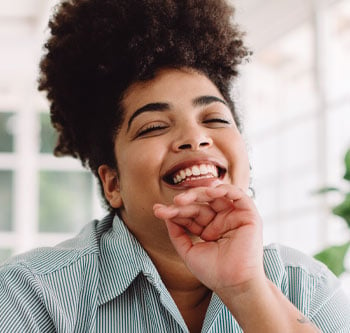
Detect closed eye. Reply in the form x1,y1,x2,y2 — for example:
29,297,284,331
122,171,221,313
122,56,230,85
136,124,169,138
203,118,231,125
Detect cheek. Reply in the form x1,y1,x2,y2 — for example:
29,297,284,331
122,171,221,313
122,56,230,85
223,134,250,187
116,142,165,185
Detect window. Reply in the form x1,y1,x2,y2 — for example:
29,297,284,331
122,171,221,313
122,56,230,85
39,170,93,233
0,170,13,232
39,112,58,154
241,0,350,256
0,108,105,259
0,112,15,152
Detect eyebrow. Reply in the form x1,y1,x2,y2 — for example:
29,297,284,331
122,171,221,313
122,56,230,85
127,95,228,131
192,95,227,107
127,102,170,131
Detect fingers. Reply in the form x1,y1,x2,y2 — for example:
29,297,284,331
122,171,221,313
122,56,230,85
200,210,259,241
154,202,214,221
206,186,256,212
154,184,261,241
154,202,216,235
174,185,253,212
164,220,193,260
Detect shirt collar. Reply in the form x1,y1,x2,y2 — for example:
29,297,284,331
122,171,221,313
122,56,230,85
96,214,226,331
97,214,164,306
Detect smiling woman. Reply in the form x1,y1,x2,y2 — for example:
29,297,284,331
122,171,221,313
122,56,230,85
0,0,349,332
98,69,250,258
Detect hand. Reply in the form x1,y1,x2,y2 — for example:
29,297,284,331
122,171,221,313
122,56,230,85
153,184,264,296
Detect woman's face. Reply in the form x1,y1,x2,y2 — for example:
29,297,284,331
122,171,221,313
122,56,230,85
99,68,250,230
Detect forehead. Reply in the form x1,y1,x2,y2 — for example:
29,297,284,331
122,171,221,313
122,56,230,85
121,68,224,114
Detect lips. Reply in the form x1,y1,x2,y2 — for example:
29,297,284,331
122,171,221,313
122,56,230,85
163,161,226,186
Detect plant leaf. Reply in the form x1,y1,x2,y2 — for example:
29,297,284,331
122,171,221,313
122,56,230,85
312,187,340,195
314,242,350,276
344,149,350,181
332,193,350,228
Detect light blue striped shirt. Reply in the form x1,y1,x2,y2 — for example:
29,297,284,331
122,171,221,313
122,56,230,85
1,214,350,332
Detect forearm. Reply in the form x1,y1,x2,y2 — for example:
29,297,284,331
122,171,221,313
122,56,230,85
217,278,321,333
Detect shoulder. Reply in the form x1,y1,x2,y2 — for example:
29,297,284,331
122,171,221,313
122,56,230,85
0,214,113,276
263,243,328,278
0,215,113,332
1,221,97,276
263,243,339,296
263,243,350,332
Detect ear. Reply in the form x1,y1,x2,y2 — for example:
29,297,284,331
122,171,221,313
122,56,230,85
98,165,123,208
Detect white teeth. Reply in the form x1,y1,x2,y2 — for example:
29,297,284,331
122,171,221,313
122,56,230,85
212,166,218,177
199,165,208,174
192,166,200,176
176,174,182,183
172,164,219,184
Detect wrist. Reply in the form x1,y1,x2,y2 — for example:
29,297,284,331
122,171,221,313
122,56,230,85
215,274,269,309
216,277,321,333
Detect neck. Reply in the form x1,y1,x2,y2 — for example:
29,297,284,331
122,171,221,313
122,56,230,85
146,245,212,333
122,212,211,331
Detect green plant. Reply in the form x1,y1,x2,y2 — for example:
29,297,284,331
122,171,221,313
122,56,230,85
314,148,350,277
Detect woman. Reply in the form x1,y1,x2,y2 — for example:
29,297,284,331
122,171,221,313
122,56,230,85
0,0,349,332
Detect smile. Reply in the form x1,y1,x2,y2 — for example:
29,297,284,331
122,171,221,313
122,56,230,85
163,162,226,186
172,164,218,184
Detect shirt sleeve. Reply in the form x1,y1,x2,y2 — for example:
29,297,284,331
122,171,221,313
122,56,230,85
0,263,55,333
309,267,350,332
264,244,350,332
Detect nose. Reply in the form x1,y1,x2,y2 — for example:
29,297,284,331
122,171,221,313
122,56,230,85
172,124,213,152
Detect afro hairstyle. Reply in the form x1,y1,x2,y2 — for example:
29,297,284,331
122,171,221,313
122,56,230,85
38,0,250,211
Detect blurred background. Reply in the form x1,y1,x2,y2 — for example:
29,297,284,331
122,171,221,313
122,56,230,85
0,0,349,289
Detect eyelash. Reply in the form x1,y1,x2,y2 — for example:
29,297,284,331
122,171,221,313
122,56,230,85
137,124,168,137
203,118,231,124
136,118,231,138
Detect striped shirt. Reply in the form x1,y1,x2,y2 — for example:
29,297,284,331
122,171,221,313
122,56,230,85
0,214,350,332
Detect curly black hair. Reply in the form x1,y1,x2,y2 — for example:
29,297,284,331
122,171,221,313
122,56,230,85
38,0,250,211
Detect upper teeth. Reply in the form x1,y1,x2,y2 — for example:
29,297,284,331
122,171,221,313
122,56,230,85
172,164,218,184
